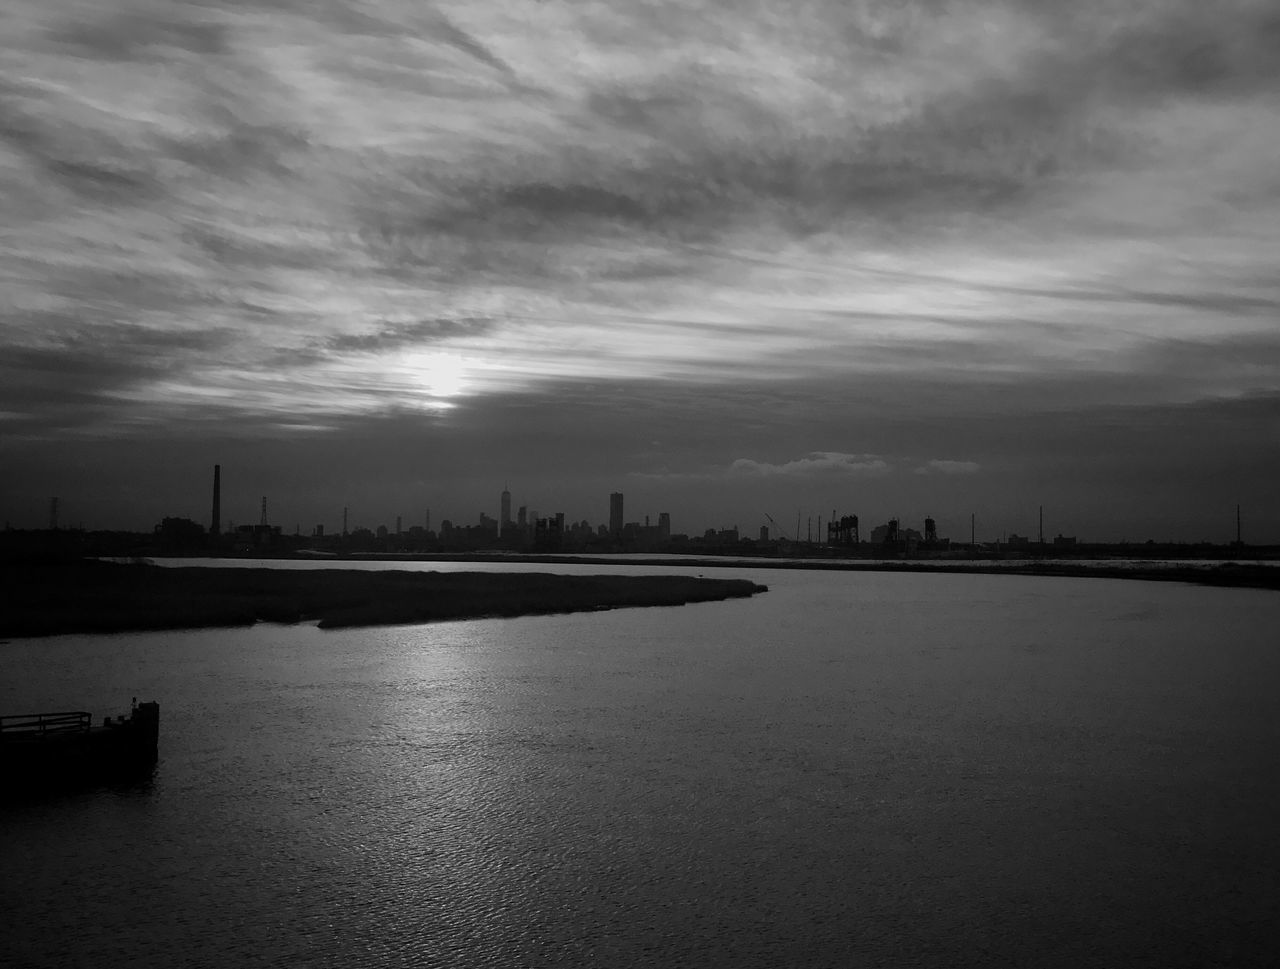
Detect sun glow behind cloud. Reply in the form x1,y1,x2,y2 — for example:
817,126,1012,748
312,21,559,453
399,350,469,402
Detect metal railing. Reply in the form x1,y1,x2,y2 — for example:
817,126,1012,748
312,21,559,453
0,711,92,741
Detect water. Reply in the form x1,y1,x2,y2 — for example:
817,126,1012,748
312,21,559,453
3,566,1278,967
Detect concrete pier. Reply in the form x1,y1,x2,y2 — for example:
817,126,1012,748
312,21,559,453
1,701,159,792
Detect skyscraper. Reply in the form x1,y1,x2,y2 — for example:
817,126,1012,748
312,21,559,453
500,486,512,534
610,492,624,535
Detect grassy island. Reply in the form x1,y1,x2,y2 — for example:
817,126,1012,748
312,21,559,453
0,561,768,638
385,554,1280,591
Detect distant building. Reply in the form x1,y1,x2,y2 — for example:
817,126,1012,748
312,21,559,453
535,514,564,550
871,520,900,545
920,517,949,549
235,522,282,548
500,487,512,534
871,519,923,552
155,516,205,552
698,526,739,546
828,515,859,545
658,512,671,540
1053,534,1077,547
610,492,624,535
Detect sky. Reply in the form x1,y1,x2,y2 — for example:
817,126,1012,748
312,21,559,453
2,0,1279,542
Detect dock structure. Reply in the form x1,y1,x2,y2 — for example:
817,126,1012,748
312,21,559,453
1,701,159,792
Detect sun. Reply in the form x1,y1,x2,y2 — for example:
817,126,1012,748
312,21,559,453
405,350,468,399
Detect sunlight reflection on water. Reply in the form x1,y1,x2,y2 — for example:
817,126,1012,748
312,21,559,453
2,568,1278,968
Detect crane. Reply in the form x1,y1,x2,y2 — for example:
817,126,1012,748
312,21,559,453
763,513,790,542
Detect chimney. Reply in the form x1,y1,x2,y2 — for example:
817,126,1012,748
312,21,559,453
211,465,221,536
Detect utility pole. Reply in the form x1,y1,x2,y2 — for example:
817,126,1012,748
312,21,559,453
343,506,348,536
1039,505,1043,545
1237,504,1242,545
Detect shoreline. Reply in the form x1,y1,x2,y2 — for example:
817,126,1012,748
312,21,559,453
0,561,768,639
144,551,1280,592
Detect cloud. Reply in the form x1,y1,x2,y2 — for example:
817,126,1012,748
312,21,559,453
324,317,497,354
423,9,518,78
915,459,981,476
729,452,891,478
0,0,1278,445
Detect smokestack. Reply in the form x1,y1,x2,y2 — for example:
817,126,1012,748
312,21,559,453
211,465,221,537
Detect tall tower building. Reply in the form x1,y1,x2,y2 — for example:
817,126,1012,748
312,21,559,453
609,492,624,535
211,464,221,537
500,486,512,534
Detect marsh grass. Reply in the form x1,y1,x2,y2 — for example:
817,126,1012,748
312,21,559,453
2,562,767,637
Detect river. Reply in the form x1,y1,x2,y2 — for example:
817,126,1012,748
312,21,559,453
2,564,1277,967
